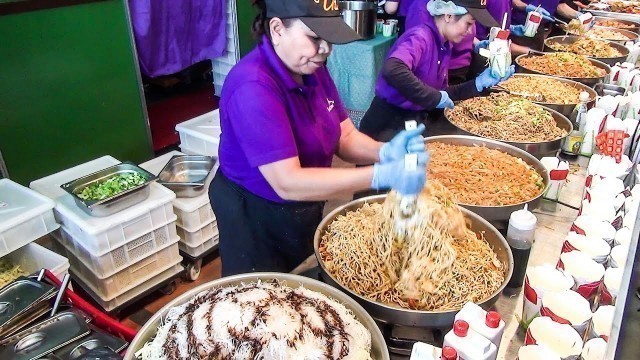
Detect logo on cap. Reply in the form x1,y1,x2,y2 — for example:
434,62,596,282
315,0,339,11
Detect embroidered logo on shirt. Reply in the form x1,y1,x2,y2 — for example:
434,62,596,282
327,98,335,112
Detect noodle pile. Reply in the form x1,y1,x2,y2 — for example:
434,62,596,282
427,142,545,206
319,182,505,311
449,93,567,143
548,38,622,58
594,19,635,29
518,52,607,78
499,76,582,104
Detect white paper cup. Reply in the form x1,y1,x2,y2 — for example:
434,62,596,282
525,317,583,359
571,216,616,245
582,338,607,360
614,226,632,247
609,243,630,268
591,305,615,341
561,233,611,264
376,19,384,33
523,264,574,323
540,290,593,336
601,267,624,305
518,345,561,360
382,23,394,37
558,251,605,300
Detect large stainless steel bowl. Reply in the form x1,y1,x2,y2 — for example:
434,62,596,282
123,273,390,360
496,73,597,118
515,53,611,86
444,101,573,158
314,195,514,328
588,26,639,44
543,35,629,66
587,9,640,25
423,135,551,221
593,16,640,34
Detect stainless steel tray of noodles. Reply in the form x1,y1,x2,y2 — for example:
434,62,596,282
588,8,640,24
593,16,640,34
543,35,629,66
494,73,597,119
424,135,550,222
444,100,573,158
515,52,611,87
313,195,514,328
123,273,389,360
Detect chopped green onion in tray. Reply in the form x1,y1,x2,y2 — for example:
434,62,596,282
74,172,146,201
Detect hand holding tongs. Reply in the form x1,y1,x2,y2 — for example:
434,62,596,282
491,84,544,102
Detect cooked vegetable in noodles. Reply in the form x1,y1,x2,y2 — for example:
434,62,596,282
319,182,505,311
448,93,567,142
518,52,607,78
499,77,582,104
548,38,622,58
427,143,545,206
0,259,27,288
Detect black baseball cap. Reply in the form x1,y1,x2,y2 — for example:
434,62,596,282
265,0,362,44
450,0,500,28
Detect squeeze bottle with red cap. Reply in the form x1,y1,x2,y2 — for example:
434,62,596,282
410,343,459,360
454,302,505,348
443,320,497,360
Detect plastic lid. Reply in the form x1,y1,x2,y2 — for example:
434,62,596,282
508,204,537,231
579,91,591,102
453,320,469,337
441,346,458,360
485,311,501,328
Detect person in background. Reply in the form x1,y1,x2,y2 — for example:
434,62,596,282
210,0,428,276
385,0,421,34
358,0,515,142
474,0,532,57
511,0,583,48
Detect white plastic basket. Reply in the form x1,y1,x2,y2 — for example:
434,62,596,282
29,156,177,256
175,111,221,157
176,220,218,248
0,179,59,257
64,240,181,301
52,218,178,279
4,242,69,281
139,151,216,232
179,235,219,258
72,262,183,312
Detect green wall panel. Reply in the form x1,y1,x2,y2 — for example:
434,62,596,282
0,0,152,185
237,0,258,57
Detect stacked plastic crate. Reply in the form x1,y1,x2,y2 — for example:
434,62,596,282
212,0,240,95
139,151,218,281
175,110,221,157
30,156,183,312
0,179,69,281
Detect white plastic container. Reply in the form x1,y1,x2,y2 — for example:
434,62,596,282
179,234,219,258
443,320,497,360
176,220,218,248
0,179,59,257
591,305,615,340
454,302,505,348
175,110,221,157
3,242,69,281
410,343,458,360
62,239,181,301
72,262,183,312
52,219,178,279
517,345,560,360
29,156,177,256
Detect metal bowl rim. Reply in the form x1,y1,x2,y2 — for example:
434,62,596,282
506,73,597,106
314,194,514,315
515,53,612,80
593,15,640,29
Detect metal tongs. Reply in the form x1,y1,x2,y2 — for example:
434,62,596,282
491,84,544,102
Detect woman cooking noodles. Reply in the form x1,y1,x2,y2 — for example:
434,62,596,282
210,0,428,276
358,0,515,141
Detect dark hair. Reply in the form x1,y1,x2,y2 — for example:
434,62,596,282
251,0,295,39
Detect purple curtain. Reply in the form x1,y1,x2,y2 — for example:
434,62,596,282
128,0,227,77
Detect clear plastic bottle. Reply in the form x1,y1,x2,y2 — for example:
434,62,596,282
505,204,537,289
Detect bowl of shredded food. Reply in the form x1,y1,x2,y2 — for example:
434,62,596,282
315,181,513,328
544,36,628,65
515,52,610,86
445,93,572,157
593,16,640,33
496,74,596,118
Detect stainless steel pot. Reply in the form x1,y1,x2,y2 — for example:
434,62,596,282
496,73,597,119
515,53,611,87
339,1,376,40
543,35,629,66
587,9,640,24
593,16,640,34
589,26,639,44
444,101,574,159
314,195,514,328
124,273,389,360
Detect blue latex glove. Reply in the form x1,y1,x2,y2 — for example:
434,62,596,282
371,158,427,195
474,40,490,54
509,25,526,37
379,123,426,163
475,65,516,92
437,91,454,109
525,4,554,21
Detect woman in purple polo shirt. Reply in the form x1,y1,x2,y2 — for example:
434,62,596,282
210,0,428,276
359,0,515,141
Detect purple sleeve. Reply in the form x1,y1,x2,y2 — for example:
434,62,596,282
318,66,349,122
224,81,298,167
387,33,426,72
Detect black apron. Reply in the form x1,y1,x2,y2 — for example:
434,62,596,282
358,96,430,142
209,170,324,276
